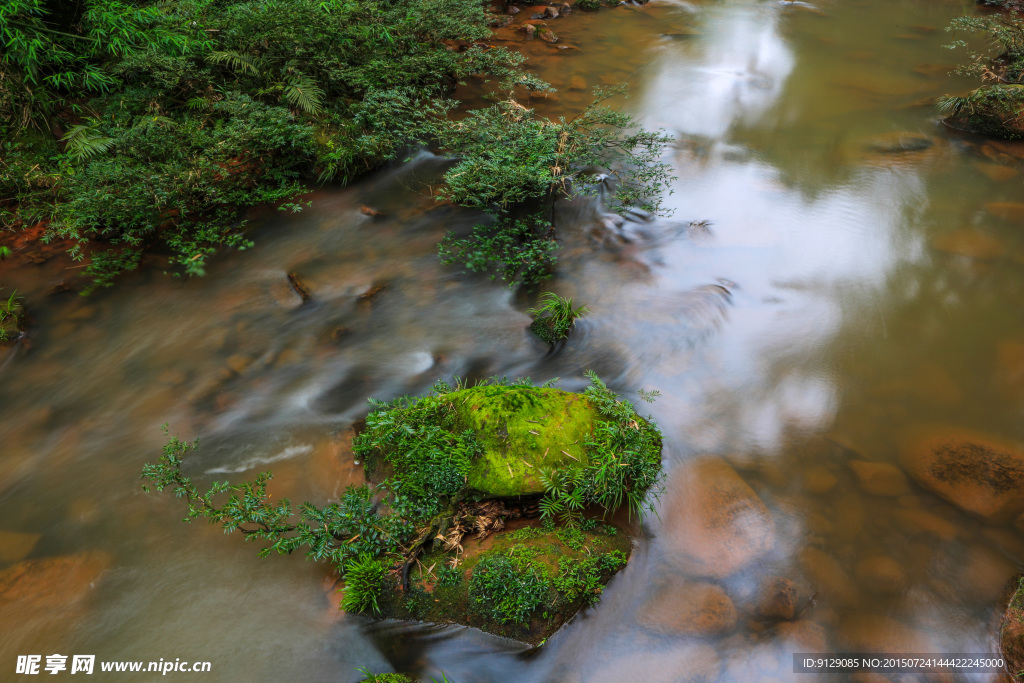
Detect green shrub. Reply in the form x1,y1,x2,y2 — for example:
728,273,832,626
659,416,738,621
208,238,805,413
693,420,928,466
342,554,389,614
469,551,550,624
527,292,588,343
538,371,662,525
436,564,462,586
435,90,673,286
552,551,627,606
576,0,601,10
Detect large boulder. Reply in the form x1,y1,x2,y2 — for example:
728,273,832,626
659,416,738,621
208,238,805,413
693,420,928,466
899,425,1024,522
662,457,775,578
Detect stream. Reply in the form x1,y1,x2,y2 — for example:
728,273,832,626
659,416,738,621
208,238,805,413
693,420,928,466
3,0,1024,680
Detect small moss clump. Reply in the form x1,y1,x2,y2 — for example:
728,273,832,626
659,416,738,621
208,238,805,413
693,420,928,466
576,0,601,10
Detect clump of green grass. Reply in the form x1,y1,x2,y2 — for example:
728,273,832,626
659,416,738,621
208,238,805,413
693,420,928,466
528,292,588,344
342,554,389,614
0,288,24,342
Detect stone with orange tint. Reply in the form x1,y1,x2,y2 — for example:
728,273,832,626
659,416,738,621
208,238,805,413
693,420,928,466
638,580,738,636
899,425,1024,522
662,457,775,578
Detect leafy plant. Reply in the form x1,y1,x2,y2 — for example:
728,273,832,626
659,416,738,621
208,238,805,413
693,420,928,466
140,426,414,573
552,551,626,606
342,554,389,613
435,89,674,286
537,371,663,525
527,291,588,343
60,124,115,162
0,286,22,341
436,564,462,587
469,550,550,624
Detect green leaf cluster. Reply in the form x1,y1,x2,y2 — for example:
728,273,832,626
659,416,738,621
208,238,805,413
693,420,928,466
341,553,389,613
435,90,675,286
468,549,550,624
527,291,588,343
538,371,663,524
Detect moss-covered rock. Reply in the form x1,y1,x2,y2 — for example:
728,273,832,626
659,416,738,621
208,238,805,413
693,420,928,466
943,85,1024,140
453,385,596,496
147,375,662,648
375,522,632,645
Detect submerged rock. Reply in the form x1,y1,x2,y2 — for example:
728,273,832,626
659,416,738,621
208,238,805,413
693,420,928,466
662,457,776,579
755,576,801,621
639,580,738,636
864,132,933,154
0,531,40,564
931,230,1006,261
0,551,111,613
848,460,909,497
899,425,1024,522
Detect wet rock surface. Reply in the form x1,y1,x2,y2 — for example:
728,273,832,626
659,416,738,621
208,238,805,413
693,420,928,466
899,425,1024,521
0,551,111,613
662,457,776,578
639,580,738,636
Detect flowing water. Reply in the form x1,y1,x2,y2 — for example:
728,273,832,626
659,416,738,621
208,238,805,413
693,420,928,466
3,0,1024,680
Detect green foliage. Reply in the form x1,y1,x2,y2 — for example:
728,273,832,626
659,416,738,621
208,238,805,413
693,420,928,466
1,0,532,288
937,84,1024,138
552,550,626,606
555,524,586,551
356,670,415,683
140,426,414,572
0,0,197,129
527,291,588,343
436,564,462,587
438,213,559,285
946,14,1024,80
538,371,663,524
353,394,483,517
342,554,388,613
469,550,550,624
576,0,601,10
436,89,673,286
0,286,23,341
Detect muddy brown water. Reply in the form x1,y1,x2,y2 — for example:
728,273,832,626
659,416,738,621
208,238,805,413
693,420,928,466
3,0,1024,680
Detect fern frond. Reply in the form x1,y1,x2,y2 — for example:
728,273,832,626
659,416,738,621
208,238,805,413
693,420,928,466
208,51,260,76
283,73,325,115
61,124,114,161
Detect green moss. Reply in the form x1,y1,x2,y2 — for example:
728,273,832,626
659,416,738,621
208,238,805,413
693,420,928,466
357,673,415,683
450,386,595,496
375,524,632,645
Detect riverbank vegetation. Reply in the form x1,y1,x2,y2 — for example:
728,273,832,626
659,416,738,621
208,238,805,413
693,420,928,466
1,0,672,292
142,374,662,642
941,3,1024,137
